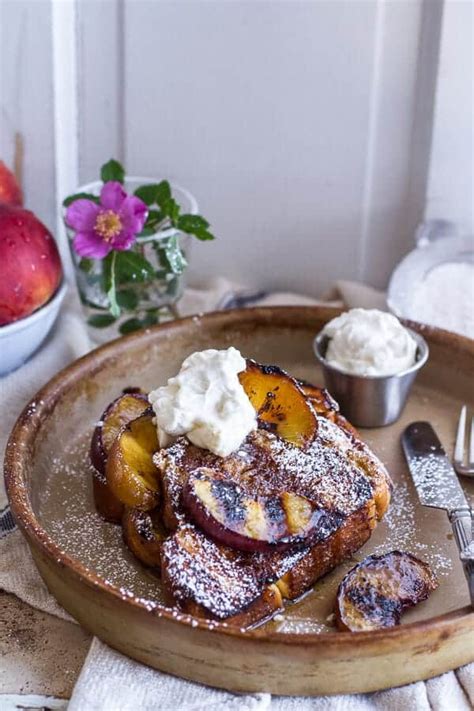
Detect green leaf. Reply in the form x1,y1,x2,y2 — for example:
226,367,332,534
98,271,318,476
155,180,171,205
191,228,215,241
119,312,158,335
142,311,160,327
119,318,143,335
101,159,125,184
176,213,214,240
146,209,165,227
63,192,99,207
134,184,159,205
107,251,121,318
165,235,187,275
114,250,155,284
177,214,210,232
78,257,94,273
87,314,117,328
116,288,139,310
161,197,180,226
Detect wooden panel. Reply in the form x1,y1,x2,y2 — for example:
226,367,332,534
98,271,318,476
425,0,474,233
116,0,433,292
358,0,441,286
0,0,56,230
123,0,376,294
76,0,124,183
1,1,447,294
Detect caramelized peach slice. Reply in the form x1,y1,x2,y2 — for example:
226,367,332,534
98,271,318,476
92,470,124,524
335,551,438,631
122,507,165,568
297,379,339,419
239,360,318,449
90,392,149,475
90,392,149,522
183,469,341,553
106,411,160,510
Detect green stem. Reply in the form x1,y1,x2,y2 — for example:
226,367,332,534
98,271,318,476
107,251,120,318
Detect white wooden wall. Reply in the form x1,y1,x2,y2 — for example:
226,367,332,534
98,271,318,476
1,0,471,296
0,0,56,229
425,0,474,233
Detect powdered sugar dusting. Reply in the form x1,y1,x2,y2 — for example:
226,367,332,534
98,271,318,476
34,412,458,634
372,482,453,577
162,524,264,618
39,433,167,606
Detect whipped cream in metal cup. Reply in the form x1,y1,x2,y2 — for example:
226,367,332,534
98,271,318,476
313,326,429,428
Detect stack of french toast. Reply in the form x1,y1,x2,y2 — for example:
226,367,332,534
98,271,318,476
90,360,392,628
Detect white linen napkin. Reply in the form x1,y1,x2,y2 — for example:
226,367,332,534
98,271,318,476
1,278,472,710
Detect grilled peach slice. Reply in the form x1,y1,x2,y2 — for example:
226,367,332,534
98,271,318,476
183,469,341,553
106,411,160,510
92,470,124,524
90,392,149,522
239,360,317,449
90,392,149,475
297,379,339,418
122,507,165,568
335,551,438,632
298,378,362,440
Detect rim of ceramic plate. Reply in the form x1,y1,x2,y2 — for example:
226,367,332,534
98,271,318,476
4,306,474,646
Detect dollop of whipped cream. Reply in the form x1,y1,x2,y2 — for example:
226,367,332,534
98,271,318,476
322,308,417,376
148,347,257,457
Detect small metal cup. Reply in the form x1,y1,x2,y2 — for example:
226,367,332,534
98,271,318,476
313,328,429,428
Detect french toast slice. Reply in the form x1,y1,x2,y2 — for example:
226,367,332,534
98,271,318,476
161,524,284,626
155,398,391,624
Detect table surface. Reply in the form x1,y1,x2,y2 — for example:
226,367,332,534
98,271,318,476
0,590,91,707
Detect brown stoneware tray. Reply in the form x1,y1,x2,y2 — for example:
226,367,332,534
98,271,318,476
5,306,474,695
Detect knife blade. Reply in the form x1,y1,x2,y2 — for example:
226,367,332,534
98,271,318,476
402,421,473,606
402,421,469,511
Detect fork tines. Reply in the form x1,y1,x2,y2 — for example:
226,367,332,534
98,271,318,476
454,405,474,477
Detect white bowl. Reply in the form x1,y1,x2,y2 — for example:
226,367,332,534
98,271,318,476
0,282,67,376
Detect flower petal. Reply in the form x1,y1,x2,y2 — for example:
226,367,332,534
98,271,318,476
100,181,127,211
65,200,100,231
73,231,112,259
119,196,148,235
111,231,137,251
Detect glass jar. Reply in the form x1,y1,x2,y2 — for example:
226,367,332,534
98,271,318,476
64,178,198,343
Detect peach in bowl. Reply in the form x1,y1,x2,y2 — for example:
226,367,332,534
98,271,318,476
0,203,65,375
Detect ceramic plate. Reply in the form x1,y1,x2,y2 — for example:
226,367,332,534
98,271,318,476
5,307,474,695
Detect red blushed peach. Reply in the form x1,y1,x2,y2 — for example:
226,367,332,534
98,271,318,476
0,204,62,325
0,161,22,207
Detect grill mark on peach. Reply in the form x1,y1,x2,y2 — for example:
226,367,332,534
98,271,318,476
184,470,343,553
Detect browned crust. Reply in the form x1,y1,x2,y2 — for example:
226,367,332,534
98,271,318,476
182,584,284,629
276,501,376,600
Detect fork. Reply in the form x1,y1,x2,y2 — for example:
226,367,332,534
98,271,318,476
454,406,474,478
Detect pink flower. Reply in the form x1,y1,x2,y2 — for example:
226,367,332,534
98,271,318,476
66,182,148,259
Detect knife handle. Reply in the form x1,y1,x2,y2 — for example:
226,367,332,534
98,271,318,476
449,508,474,606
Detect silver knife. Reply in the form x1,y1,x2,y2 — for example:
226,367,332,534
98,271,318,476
402,421,474,606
